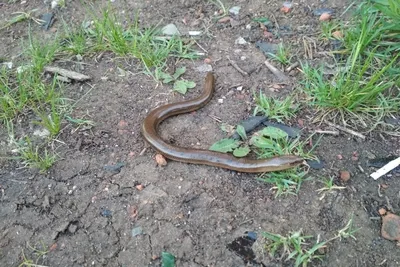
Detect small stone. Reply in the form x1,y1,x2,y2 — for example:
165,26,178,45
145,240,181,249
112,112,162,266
319,13,332,21
136,184,144,191
131,226,143,237
235,37,247,45
218,99,224,104
337,154,343,160
155,154,167,166
340,170,351,182
161,24,180,36
229,6,241,16
381,213,400,241
68,224,78,234
195,64,213,72
379,208,387,216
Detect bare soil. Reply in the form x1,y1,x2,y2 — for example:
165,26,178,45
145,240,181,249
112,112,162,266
1,0,400,266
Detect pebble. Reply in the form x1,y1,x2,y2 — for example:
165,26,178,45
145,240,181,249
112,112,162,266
381,213,400,241
196,64,213,72
68,224,78,234
155,154,167,166
161,24,180,36
340,170,351,182
235,37,247,45
319,13,332,21
131,226,143,237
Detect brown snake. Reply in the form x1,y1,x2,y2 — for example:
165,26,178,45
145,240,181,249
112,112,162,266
141,72,304,173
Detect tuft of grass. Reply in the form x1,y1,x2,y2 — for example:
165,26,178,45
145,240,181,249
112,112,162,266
301,49,400,129
302,0,400,130
263,230,327,267
266,43,292,65
262,217,360,267
18,241,49,267
253,92,298,123
257,169,309,197
79,8,199,72
316,177,347,200
16,137,57,173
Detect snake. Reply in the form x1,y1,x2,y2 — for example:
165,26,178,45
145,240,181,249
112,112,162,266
141,72,304,173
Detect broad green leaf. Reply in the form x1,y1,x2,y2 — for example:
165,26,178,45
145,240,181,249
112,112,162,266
250,136,276,149
173,80,188,94
161,252,175,267
261,126,288,139
157,70,173,83
236,125,247,140
173,66,186,79
163,76,174,84
209,138,240,153
233,146,250,157
183,80,196,89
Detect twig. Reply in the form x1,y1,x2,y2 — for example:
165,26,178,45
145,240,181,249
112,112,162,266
226,56,248,76
314,129,340,136
385,196,394,212
139,147,147,156
194,40,208,54
377,184,383,198
325,121,366,139
208,114,222,123
264,60,289,82
44,66,91,81
285,62,299,72
370,156,400,180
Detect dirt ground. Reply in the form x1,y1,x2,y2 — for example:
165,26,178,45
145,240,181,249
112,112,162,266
1,0,400,266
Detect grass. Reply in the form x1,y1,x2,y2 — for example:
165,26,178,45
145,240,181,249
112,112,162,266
266,43,292,65
262,217,360,266
257,169,309,197
18,242,49,267
306,0,400,130
301,47,400,129
16,137,57,173
61,8,199,75
253,91,298,123
263,230,326,267
1,5,199,173
316,177,347,200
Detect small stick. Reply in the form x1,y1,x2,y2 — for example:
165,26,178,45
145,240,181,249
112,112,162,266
285,62,299,72
370,156,400,180
325,121,366,139
208,114,222,123
226,56,248,76
264,60,289,82
139,147,147,156
385,196,394,212
194,40,208,54
314,129,340,136
44,66,91,81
